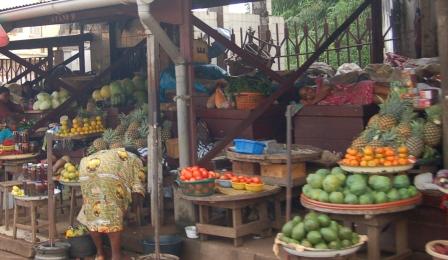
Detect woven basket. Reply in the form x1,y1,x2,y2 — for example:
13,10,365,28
235,92,265,110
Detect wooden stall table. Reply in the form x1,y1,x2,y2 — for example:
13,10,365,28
59,181,81,226
0,180,22,230
0,153,39,181
12,190,60,243
301,194,422,260
180,185,281,247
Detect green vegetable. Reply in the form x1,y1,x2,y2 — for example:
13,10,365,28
314,242,329,250
302,184,312,196
373,191,388,204
309,189,323,200
393,175,411,189
301,239,313,248
316,169,331,177
328,240,342,250
348,181,367,196
225,73,273,96
347,174,366,187
318,191,329,202
305,211,318,220
408,186,418,197
369,175,392,192
398,188,410,199
320,227,338,242
323,175,343,193
307,174,324,189
292,216,302,224
304,219,320,232
338,227,352,240
344,193,359,204
352,233,360,244
291,222,306,241
329,191,344,204
359,193,374,204
387,188,400,201
329,221,339,234
281,220,295,237
317,214,331,227
306,231,323,245
341,239,352,248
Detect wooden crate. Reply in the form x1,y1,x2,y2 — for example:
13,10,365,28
231,161,260,176
166,138,179,159
260,162,305,179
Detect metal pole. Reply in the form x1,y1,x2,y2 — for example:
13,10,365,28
175,64,191,168
436,0,448,168
285,105,293,221
46,133,55,246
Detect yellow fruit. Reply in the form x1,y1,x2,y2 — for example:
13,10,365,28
96,116,101,121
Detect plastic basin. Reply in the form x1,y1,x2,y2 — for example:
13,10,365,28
234,139,265,154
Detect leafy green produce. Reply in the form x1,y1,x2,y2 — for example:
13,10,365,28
338,227,352,240
398,188,410,199
225,73,273,96
306,231,323,245
280,234,292,243
304,218,320,232
317,214,331,227
373,191,388,204
359,193,374,204
318,191,329,202
315,243,329,250
332,172,347,183
323,175,343,193
344,193,359,204
307,174,324,189
408,186,418,197
387,188,400,201
292,223,306,241
281,220,295,237
316,169,331,177
329,240,342,250
329,191,344,204
320,227,337,242
331,167,346,175
369,175,392,192
393,175,411,189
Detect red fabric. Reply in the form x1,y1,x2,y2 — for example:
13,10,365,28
0,25,9,47
316,78,375,106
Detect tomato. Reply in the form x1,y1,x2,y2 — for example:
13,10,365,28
219,176,227,180
192,166,199,171
180,175,186,181
183,171,192,179
201,171,208,179
192,170,201,179
251,177,261,184
231,177,238,182
189,177,196,182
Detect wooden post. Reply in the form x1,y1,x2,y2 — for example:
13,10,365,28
421,1,438,57
436,0,448,167
47,47,54,70
215,6,225,68
79,24,85,73
371,0,384,63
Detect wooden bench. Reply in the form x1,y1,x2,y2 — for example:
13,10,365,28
13,196,49,243
0,180,22,230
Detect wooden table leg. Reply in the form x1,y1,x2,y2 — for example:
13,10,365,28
274,196,282,229
69,187,76,226
232,207,243,247
12,203,18,239
31,204,37,243
395,218,408,255
5,189,10,230
0,189,3,226
199,205,210,240
367,223,381,260
258,202,271,236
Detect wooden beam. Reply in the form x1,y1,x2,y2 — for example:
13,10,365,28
371,0,384,63
5,34,93,50
28,53,80,87
6,58,47,84
436,0,448,167
197,0,373,165
3,5,137,30
0,49,79,96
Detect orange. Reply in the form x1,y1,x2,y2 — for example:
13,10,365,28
341,159,350,165
398,158,408,165
363,146,374,156
379,158,385,164
384,161,392,167
392,160,399,166
375,147,385,154
398,146,408,154
347,148,358,156
360,160,368,167
385,150,395,156
368,160,377,167
386,156,395,162
350,160,360,166
375,153,384,159
364,155,374,161
398,153,408,159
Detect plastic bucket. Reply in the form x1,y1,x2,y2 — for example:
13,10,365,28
142,235,183,257
185,226,198,239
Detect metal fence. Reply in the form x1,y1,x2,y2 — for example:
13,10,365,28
0,57,47,84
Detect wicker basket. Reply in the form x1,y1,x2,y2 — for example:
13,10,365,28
235,92,265,110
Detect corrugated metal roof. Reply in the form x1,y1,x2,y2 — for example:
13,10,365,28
0,0,61,12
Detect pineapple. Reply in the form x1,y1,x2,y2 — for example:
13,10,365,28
351,128,376,150
376,91,409,131
161,120,173,142
123,135,136,148
127,107,147,131
405,120,425,157
92,138,108,151
396,108,415,139
114,113,130,137
110,141,124,149
135,123,149,148
423,105,442,147
380,129,400,148
367,114,380,128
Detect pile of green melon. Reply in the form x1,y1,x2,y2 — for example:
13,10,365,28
91,75,148,107
280,212,362,250
303,167,418,204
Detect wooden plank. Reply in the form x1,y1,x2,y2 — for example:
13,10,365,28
0,234,35,258
371,0,384,63
197,223,236,238
436,0,448,167
235,219,271,237
195,0,373,165
5,33,93,50
6,58,47,84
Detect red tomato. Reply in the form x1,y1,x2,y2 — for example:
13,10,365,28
192,166,199,171
231,177,238,182
189,177,196,182
219,176,227,180
192,170,201,179
184,171,192,179
208,171,216,178
180,175,186,181
251,177,261,184
201,171,208,179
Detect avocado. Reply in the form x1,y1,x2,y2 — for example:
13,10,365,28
281,220,295,237
300,239,313,248
329,221,340,234
291,222,305,241
320,227,338,242
328,240,342,250
317,214,331,227
338,227,352,240
304,211,318,221
341,239,352,248
304,218,320,232
306,230,323,245
292,215,302,224
314,242,329,250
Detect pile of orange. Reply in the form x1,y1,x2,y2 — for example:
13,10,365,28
341,146,412,167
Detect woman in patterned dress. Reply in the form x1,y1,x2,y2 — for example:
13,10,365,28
77,147,146,260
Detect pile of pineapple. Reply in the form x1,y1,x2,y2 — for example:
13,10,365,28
89,107,150,154
351,91,442,160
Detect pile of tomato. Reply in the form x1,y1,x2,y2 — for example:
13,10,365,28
179,166,217,182
219,171,263,184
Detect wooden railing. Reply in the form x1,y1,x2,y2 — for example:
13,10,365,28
0,57,48,84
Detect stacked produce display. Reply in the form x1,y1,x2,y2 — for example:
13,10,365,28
302,167,419,205
277,212,366,256
57,162,80,183
32,89,71,111
91,75,148,107
56,115,105,137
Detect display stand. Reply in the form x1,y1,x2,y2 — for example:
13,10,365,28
299,166,419,260
180,186,281,246
59,181,80,226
